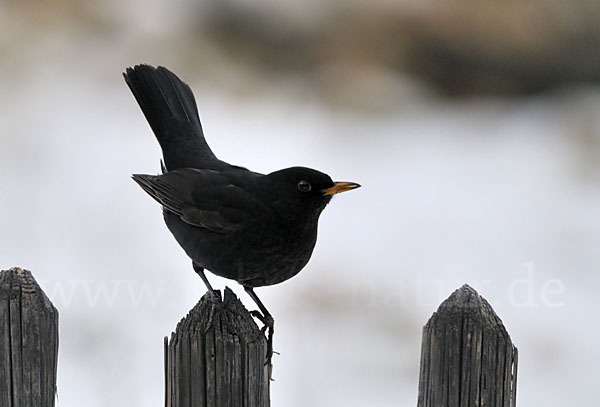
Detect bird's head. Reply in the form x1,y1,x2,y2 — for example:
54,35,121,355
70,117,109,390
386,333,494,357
265,167,360,221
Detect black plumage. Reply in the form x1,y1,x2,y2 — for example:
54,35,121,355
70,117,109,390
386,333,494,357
124,64,359,359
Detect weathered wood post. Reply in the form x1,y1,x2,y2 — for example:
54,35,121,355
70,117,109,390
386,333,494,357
164,287,270,407
417,284,518,407
0,267,59,407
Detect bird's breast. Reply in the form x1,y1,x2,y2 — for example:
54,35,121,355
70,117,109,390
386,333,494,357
163,210,319,287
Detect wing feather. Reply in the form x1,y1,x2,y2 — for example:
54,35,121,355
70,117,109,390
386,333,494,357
132,169,245,233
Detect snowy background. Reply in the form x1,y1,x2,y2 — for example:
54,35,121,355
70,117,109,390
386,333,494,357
1,1,599,406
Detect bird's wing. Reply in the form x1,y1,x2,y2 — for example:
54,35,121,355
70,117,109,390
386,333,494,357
132,169,250,233
124,65,227,171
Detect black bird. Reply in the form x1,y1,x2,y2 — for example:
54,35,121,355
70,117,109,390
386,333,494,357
124,65,360,358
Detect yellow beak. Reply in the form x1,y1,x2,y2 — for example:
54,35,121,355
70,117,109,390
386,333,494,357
321,182,361,196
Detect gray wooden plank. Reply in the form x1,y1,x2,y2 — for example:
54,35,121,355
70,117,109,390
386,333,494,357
0,267,58,407
165,287,269,406
416,285,517,407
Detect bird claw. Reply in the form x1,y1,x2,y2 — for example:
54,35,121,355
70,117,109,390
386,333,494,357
202,290,221,333
250,310,273,327
264,324,274,374
249,309,263,320
206,289,222,302
249,310,275,369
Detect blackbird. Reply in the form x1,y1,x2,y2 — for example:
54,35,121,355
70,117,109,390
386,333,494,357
124,65,360,358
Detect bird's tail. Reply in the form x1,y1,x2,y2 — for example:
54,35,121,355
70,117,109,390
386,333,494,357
124,65,220,171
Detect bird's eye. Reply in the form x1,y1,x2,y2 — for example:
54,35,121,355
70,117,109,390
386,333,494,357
297,180,312,192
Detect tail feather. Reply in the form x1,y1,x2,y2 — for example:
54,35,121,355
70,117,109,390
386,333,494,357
124,65,223,171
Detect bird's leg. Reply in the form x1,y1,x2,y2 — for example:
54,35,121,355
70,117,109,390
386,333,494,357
243,286,274,331
244,286,275,366
193,262,220,332
193,262,220,299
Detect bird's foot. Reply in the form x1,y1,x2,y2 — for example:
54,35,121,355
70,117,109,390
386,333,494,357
249,310,273,332
250,310,275,370
202,290,221,333
205,289,222,302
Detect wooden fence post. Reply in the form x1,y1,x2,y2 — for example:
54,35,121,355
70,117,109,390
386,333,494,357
417,284,518,407
165,287,270,407
0,267,59,407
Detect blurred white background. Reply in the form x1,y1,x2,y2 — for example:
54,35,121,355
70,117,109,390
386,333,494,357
1,0,599,405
